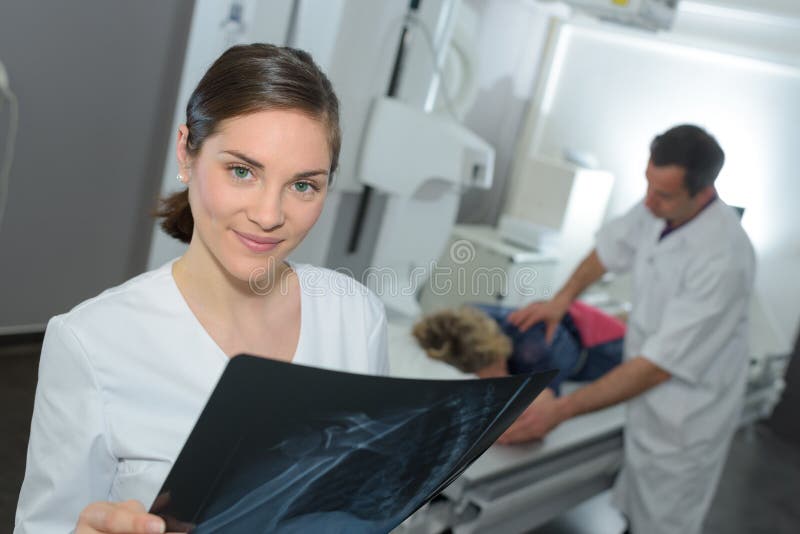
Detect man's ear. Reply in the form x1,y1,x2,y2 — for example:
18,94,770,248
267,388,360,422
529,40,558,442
695,185,716,204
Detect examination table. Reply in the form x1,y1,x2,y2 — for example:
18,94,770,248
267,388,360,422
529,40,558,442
387,321,787,534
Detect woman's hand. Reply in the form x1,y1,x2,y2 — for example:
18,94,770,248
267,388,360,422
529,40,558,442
76,500,166,534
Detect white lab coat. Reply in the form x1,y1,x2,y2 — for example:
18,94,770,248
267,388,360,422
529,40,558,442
15,260,389,534
595,199,755,534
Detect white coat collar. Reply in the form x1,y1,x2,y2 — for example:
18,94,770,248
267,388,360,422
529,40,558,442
653,197,728,252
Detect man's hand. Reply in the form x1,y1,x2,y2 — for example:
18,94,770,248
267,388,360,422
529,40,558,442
497,388,566,444
498,357,672,445
508,250,605,337
507,297,569,340
76,500,167,534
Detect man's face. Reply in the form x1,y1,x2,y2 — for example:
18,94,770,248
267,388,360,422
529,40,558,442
644,160,702,226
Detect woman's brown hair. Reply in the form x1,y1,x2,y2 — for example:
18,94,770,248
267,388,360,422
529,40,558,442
412,307,512,374
156,43,341,243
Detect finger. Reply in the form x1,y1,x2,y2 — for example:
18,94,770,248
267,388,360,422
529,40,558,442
506,310,524,326
503,409,548,443
80,501,165,534
118,500,147,513
162,515,197,534
499,425,528,444
518,314,540,332
497,426,517,444
544,321,558,344
499,419,526,444
505,424,543,444
121,501,171,534
75,502,161,534
508,305,538,326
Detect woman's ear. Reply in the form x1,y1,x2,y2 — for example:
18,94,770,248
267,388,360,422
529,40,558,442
176,124,191,176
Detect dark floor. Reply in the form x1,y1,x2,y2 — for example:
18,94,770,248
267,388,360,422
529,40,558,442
0,343,41,534
530,424,800,534
2,343,799,534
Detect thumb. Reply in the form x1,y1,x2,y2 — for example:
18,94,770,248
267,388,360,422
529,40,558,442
118,500,147,513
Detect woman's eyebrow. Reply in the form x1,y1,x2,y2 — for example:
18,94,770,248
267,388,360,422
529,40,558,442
221,151,327,179
294,169,329,179
221,150,264,170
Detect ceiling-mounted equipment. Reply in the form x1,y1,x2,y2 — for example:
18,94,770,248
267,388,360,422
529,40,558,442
557,0,679,31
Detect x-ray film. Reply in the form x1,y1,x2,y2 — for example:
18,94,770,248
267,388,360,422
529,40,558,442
151,354,556,533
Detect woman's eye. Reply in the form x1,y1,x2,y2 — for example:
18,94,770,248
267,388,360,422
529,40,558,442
293,181,319,195
232,166,251,180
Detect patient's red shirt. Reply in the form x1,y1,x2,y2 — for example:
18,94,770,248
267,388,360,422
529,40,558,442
568,301,626,348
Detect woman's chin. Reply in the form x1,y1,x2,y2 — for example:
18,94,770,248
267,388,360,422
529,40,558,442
225,256,290,294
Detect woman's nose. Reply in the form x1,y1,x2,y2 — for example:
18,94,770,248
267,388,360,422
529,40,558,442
248,190,285,231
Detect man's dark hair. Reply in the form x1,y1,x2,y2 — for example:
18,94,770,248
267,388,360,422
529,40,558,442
649,124,724,196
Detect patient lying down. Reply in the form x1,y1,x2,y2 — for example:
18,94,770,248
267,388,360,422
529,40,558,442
412,302,625,405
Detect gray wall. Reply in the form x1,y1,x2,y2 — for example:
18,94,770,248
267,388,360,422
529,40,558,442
0,0,193,331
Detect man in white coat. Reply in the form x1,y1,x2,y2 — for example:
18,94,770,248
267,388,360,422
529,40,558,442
500,124,756,534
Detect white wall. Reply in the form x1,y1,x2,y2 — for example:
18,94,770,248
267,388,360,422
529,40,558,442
521,12,800,347
455,0,569,224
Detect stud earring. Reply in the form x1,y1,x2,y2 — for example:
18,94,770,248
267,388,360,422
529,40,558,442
177,173,185,184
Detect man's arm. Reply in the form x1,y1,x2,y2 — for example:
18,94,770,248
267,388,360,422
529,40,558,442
561,356,671,417
498,356,670,444
553,249,608,307
507,250,607,337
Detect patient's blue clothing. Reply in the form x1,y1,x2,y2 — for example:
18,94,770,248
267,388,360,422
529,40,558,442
473,304,622,394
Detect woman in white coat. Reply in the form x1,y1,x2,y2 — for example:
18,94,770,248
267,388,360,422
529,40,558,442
15,44,388,534
500,125,755,534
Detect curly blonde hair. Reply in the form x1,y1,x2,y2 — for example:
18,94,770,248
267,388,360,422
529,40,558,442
412,306,512,373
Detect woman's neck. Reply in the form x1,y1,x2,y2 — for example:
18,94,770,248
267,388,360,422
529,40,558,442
173,241,292,323
172,246,302,360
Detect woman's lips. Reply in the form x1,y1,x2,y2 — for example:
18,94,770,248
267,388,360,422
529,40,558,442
233,231,284,253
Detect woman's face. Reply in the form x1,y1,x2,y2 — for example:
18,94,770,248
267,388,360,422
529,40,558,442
178,109,331,284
